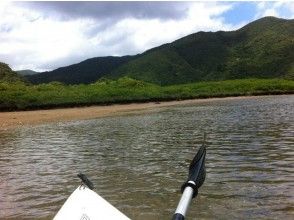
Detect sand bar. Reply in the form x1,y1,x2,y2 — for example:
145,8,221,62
0,95,283,130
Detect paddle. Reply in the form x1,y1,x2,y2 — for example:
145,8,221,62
172,143,206,220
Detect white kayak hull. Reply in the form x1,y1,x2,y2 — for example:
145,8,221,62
54,186,130,220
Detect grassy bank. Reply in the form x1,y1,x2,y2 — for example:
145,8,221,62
0,77,293,111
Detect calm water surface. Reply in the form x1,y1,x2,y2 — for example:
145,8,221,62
0,95,293,219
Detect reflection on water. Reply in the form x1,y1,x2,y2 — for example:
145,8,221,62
0,95,293,220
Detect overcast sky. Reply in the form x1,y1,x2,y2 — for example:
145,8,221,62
0,1,293,71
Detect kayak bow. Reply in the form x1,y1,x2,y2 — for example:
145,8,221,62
54,143,206,220
54,175,130,220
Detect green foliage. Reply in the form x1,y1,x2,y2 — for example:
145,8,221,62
0,78,293,111
111,50,198,85
16,69,39,76
0,62,24,83
112,17,294,85
27,56,134,84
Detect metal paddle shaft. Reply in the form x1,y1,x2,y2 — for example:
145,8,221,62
172,145,206,220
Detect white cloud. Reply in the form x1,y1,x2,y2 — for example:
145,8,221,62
0,2,247,71
106,2,237,53
255,1,294,19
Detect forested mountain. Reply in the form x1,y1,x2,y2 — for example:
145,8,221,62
0,62,24,82
112,16,294,85
17,69,39,76
27,56,134,84
26,17,294,85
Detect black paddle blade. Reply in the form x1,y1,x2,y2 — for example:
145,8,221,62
181,145,206,196
77,173,94,190
188,145,206,188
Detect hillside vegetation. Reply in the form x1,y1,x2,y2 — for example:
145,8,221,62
0,62,24,83
26,17,294,85
17,69,39,76
27,56,134,84
112,17,294,85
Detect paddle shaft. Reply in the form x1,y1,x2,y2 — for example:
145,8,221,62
172,185,194,220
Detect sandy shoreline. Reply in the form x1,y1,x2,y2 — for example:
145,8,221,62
0,95,288,130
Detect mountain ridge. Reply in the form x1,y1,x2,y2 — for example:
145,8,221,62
27,56,135,84
17,69,39,76
26,16,294,85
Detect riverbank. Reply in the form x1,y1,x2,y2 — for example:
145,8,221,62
1,78,294,112
0,94,292,130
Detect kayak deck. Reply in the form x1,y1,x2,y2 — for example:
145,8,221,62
54,186,129,220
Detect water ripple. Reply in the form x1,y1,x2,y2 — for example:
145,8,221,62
0,95,293,219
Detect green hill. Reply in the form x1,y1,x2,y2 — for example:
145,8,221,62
0,62,24,82
27,56,135,84
112,16,294,85
17,69,39,76
26,16,294,85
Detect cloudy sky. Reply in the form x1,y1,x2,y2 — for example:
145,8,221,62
0,1,293,72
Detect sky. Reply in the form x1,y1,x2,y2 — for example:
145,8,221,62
0,1,293,72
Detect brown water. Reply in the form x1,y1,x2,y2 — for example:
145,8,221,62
0,95,293,220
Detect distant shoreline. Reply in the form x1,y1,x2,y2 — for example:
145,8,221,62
1,78,293,112
0,94,292,131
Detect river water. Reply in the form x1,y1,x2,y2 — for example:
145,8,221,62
0,95,293,220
